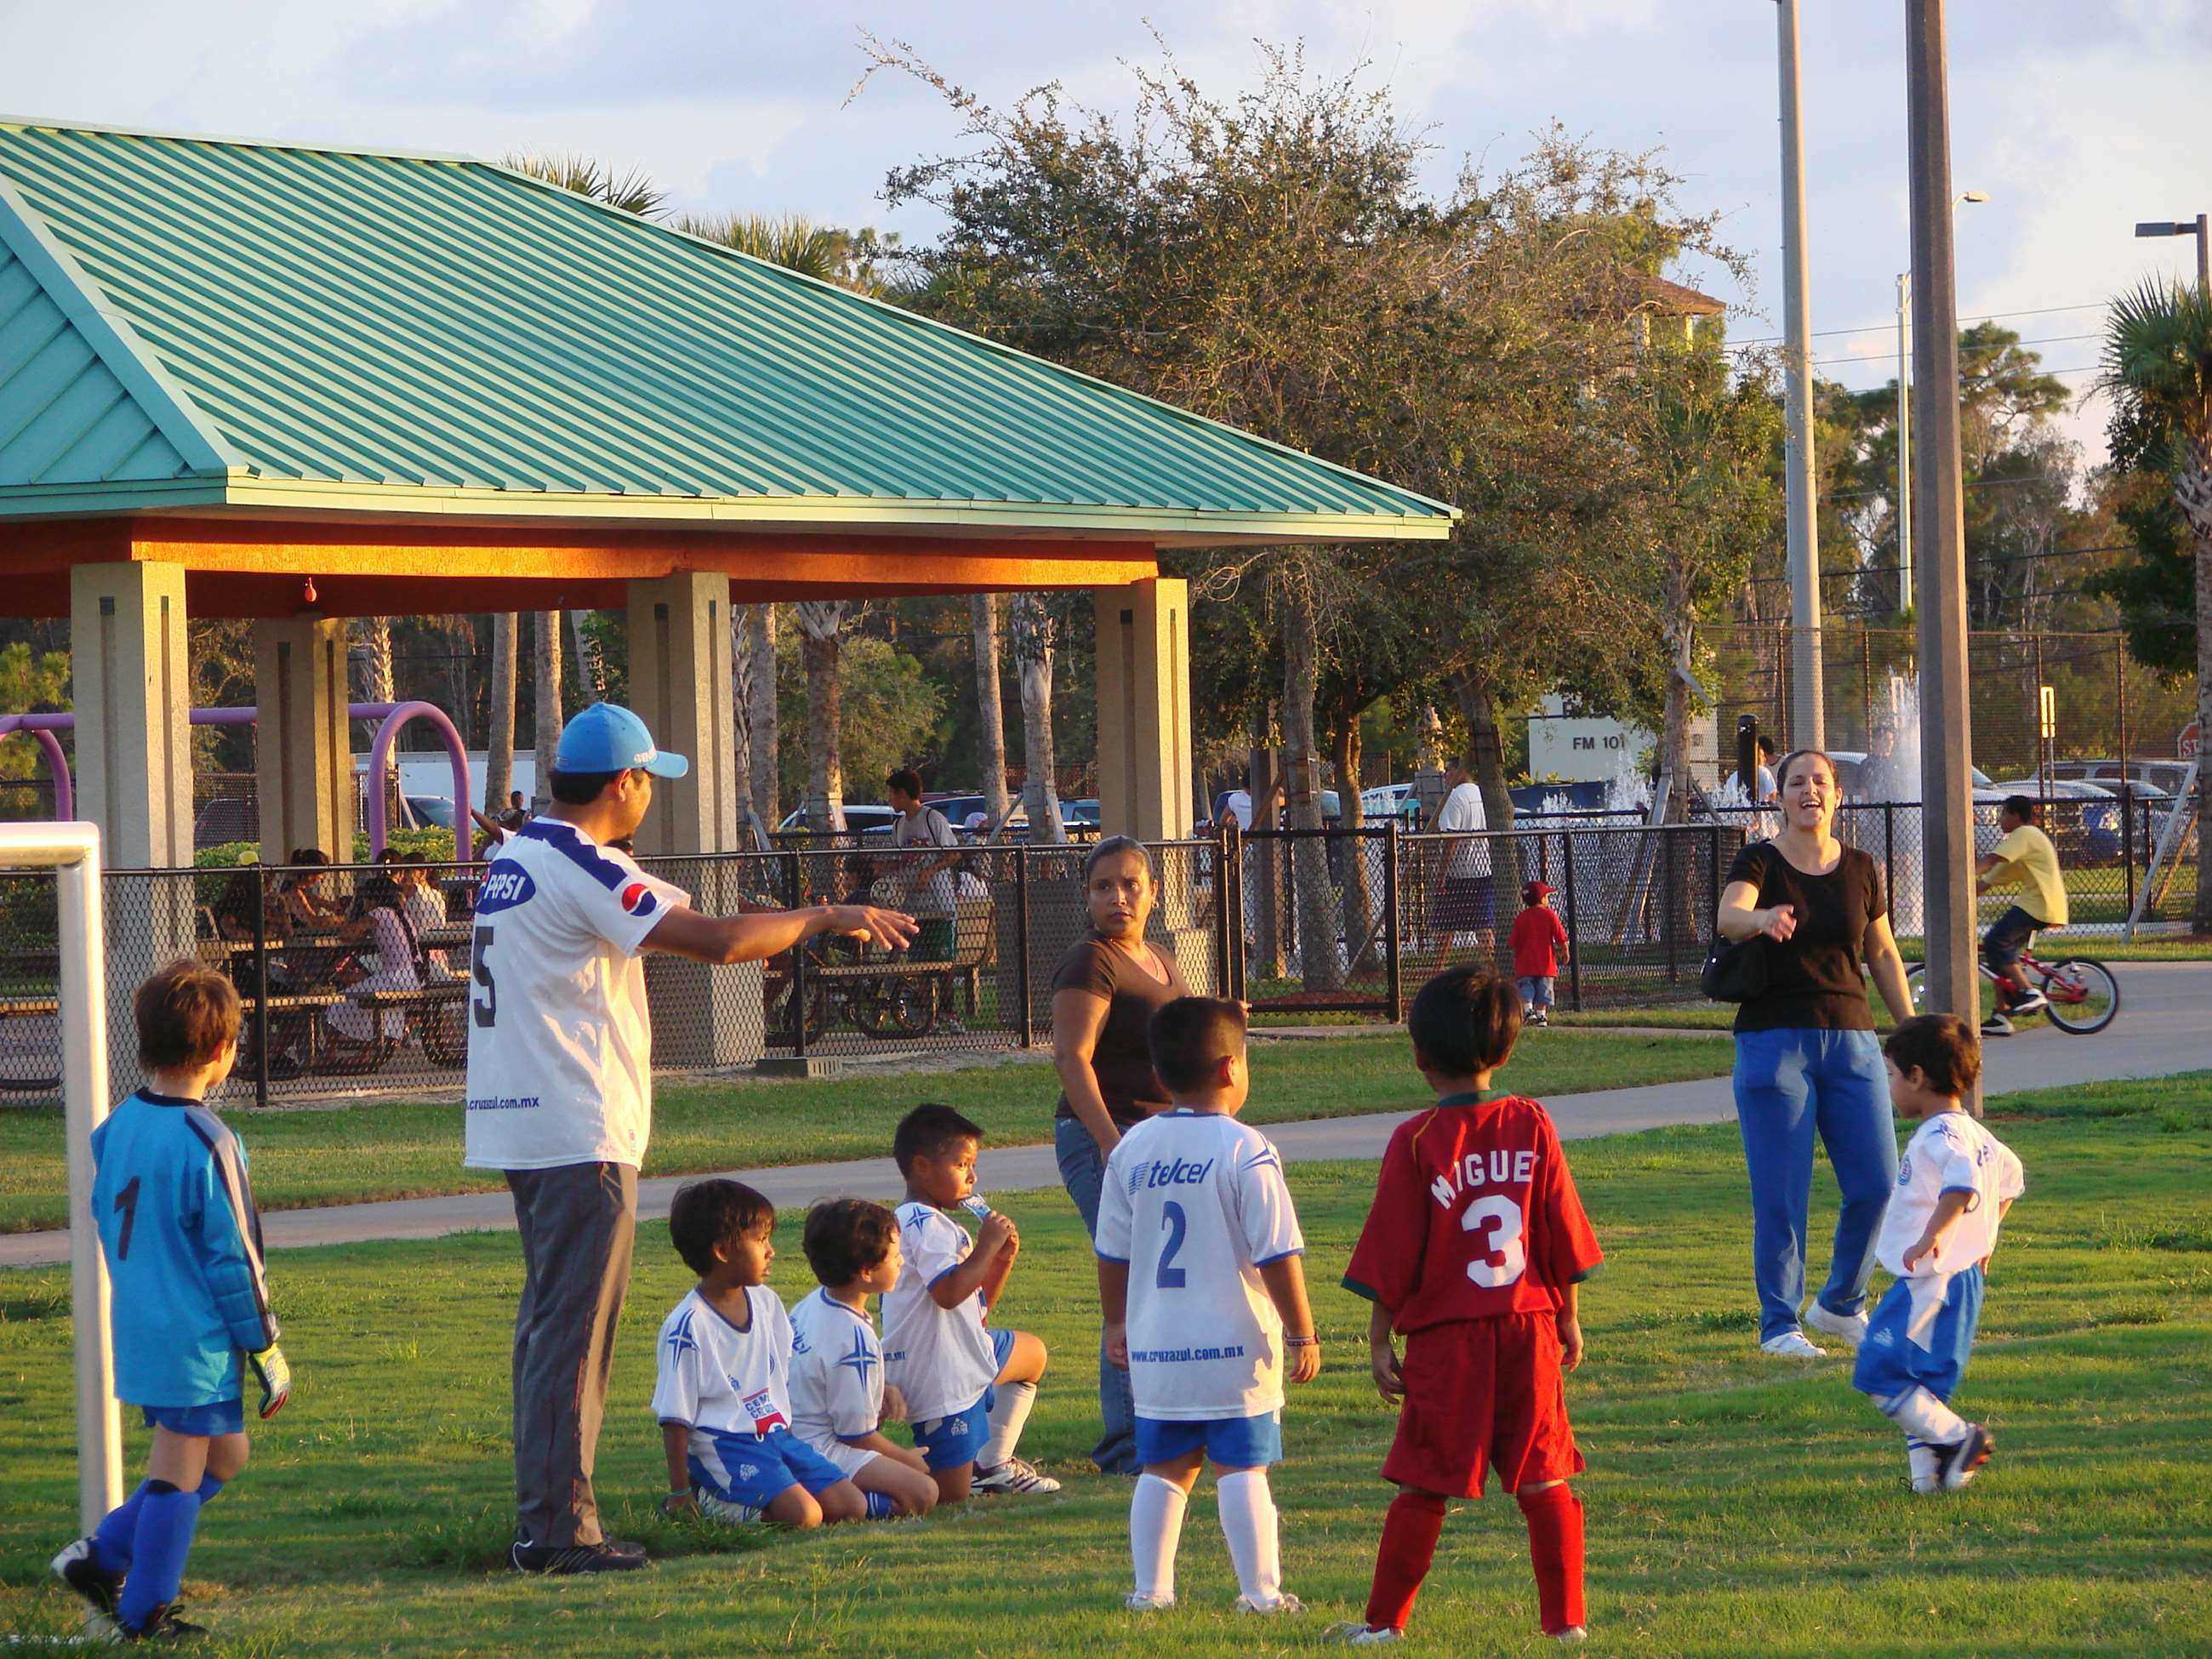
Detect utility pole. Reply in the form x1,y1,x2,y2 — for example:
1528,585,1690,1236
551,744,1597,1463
2134,214,2211,297
1896,271,1912,612
1906,0,1982,1106
1776,0,1824,748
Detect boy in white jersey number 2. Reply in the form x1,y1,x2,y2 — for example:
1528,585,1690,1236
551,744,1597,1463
1096,997,1319,1616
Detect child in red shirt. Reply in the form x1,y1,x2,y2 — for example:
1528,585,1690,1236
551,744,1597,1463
1339,967,1603,1645
1508,881,1570,1026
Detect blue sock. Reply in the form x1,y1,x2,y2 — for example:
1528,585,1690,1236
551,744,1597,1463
117,1481,202,1633
196,1474,226,1505
864,1491,896,1519
91,1480,155,1576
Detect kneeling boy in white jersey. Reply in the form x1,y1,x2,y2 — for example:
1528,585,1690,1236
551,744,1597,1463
653,1180,868,1529
1855,1015,2025,1493
1097,996,1320,1616
787,1198,939,1519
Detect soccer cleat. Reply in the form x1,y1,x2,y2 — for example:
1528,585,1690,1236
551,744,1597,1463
1549,1626,1589,1644
50,1536,122,1623
972,1456,1061,1495
1235,1593,1306,1616
1531,1011,1550,1027
114,1603,209,1641
1934,1424,1994,1491
2009,990,2049,1018
692,1487,766,1526
1125,1593,1177,1612
1759,1328,1827,1359
507,1536,650,1574
1324,1623,1405,1645
1980,1012,2014,1038
1803,1301,1869,1347
1907,1440,1941,1495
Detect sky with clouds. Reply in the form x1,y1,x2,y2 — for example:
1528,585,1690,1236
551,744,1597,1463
7,0,2209,464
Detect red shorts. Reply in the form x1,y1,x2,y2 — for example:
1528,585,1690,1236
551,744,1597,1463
1382,1313,1582,1499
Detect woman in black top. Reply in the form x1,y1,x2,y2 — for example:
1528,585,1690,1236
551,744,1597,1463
1716,749,1913,1359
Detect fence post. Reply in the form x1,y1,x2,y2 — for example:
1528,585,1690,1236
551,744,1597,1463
2124,799,2139,932
1561,832,1584,1012
253,866,269,1109
1884,802,1897,922
785,849,807,1060
1707,823,1722,937
1662,829,1679,983
1226,822,1246,1003
1382,819,1403,1023
1014,848,1034,1048
1212,823,1233,1001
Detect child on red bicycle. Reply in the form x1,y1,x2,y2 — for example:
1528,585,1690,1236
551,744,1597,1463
1974,795,2066,1038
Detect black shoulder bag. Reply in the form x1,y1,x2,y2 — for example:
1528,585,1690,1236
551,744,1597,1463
1701,843,1770,1002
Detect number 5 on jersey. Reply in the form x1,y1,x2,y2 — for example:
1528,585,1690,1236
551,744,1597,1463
1461,1193,1526,1287
470,925,497,1028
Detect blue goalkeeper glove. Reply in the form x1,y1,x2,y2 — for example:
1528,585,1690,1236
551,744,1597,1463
246,1343,291,1419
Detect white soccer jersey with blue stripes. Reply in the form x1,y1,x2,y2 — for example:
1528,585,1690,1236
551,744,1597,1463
461,819,688,1171
1096,1110,1305,1421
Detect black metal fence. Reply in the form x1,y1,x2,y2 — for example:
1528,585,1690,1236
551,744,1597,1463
0,795,2195,1105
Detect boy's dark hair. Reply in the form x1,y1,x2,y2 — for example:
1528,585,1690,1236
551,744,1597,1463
668,1178,774,1276
1757,734,1777,759
1884,1014,1981,1099
135,959,242,1071
887,767,924,800
2002,794,2038,824
1148,996,1247,1094
892,1103,983,1173
549,767,623,806
803,1197,899,1286
1407,966,1521,1079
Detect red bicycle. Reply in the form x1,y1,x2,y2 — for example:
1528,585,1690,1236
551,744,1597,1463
1905,948,2119,1035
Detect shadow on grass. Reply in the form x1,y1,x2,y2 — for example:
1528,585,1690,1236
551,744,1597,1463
387,1497,774,1574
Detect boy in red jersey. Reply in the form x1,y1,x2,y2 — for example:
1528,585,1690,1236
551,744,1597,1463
1337,966,1603,1645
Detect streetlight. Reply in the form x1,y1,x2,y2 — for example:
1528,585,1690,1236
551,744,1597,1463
2135,214,2210,296
1776,0,1822,748
1896,191,1988,609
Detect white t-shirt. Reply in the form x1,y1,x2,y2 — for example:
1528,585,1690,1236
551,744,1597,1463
1435,780,1493,878
1875,1111,2025,1280
461,820,689,1172
788,1286,885,1455
893,807,961,918
1094,1110,1306,1422
881,1201,999,1422
649,1286,796,1441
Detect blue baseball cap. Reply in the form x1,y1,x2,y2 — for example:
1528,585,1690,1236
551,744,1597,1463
554,703,689,779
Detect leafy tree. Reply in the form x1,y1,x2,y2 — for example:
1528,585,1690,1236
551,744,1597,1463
773,624,945,815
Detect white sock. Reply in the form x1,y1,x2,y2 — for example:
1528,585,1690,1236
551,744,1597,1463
1216,1469,1282,1605
1905,1437,1939,1494
1130,1474,1189,1602
980,1378,1036,1468
1881,1386,1966,1445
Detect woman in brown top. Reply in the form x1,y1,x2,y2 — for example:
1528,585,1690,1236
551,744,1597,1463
1050,835,1189,1474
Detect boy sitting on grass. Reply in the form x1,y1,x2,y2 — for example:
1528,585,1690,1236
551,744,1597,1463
1854,1014,2023,1493
1097,996,1319,1616
882,1104,1058,1502
787,1197,940,1519
653,1179,867,1529
1338,967,1604,1645
53,961,290,1643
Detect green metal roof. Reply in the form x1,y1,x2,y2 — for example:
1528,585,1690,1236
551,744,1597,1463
0,119,1455,544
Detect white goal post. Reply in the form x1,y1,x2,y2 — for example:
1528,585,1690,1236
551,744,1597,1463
0,822,121,1530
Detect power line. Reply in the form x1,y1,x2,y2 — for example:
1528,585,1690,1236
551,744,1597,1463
1726,300,2107,349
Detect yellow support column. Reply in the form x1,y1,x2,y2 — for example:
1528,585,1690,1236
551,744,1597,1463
253,618,355,864
1092,578,1195,843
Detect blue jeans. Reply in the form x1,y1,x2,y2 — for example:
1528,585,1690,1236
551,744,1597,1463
1731,1028,1899,1343
1055,1114,1140,1474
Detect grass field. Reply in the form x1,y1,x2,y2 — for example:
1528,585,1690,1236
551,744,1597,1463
3,1070,2206,1655
0,1030,1730,1234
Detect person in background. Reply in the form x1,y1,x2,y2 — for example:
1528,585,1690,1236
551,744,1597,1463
1974,795,2067,1037
1726,736,1780,805
1430,758,1496,957
275,848,342,930
326,875,423,1056
1509,881,1571,1026
887,769,962,966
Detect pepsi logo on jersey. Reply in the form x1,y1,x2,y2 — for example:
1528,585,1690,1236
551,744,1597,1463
620,881,659,917
473,867,538,914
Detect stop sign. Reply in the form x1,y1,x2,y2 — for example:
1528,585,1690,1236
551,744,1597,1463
2183,720,2202,761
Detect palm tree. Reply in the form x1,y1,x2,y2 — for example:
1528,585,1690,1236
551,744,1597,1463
532,612,564,812
485,613,518,831
2100,279,2212,930
972,595,1012,828
1007,595,1065,842
743,606,779,831
501,151,665,217
792,601,848,832
676,213,847,282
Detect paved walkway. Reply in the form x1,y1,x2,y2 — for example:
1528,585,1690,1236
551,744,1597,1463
5,961,2203,1271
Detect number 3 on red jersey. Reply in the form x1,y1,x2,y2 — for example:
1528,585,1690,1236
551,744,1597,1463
1460,1193,1526,1287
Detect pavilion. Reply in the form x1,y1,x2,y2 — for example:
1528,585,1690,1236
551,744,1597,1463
0,118,1453,880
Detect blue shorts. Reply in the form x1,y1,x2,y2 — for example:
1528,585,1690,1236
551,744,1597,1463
688,1426,848,1511
1853,1266,1983,1405
1135,1411,1283,1470
909,1326,1015,1472
140,1398,245,1437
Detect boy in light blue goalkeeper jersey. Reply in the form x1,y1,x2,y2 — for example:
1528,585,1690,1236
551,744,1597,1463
50,961,289,1643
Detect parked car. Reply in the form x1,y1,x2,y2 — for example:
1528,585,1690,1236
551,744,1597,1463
2052,757,2192,798
402,795,457,830
776,804,899,838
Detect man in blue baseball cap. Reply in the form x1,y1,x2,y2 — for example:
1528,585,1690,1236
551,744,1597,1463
464,703,915,1576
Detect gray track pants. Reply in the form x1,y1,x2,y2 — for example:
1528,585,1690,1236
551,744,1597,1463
506,1160,637,1548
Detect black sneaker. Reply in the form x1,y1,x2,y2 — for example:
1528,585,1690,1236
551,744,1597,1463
508,1536,649,1575
49,1536,121,1622
1934,1423,1994,1491
116,1603,208,1641
1979,1012,2014,1038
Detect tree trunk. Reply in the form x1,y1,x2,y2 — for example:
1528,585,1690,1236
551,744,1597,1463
1330,699,1378,975
972,593,1012,827
533,611,564,810
1450,670,1514,959
794,601,847,832
485,613,517,828
1280,575,1343,991
2180,453,2212,932
446,617,475,750
353,617,395,705
729,606,755,844
1009,595,1064,842
745,604,779,831
569,611,607,704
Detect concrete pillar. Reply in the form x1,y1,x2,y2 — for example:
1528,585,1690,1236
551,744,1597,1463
1093,578,1195,842
70,563,195,1094
626,572,760,1069
253,618,354,864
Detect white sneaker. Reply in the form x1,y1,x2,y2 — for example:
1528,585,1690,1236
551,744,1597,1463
1126,1593,1176,1612
1236,1593,1306,1616
1325,1624,1404,1645
973,1456,1061,1494
1759,1329,1828,1359
1551,1628,1588,1644
693,1488,764,1525
2009,990,2049,1018
1803,1302,1869,1347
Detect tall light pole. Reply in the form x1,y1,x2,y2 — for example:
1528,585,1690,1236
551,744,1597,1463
1776,0,1822,748
2135,214,2211,296
1894,197,1984,613
1906,0,1981,1102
